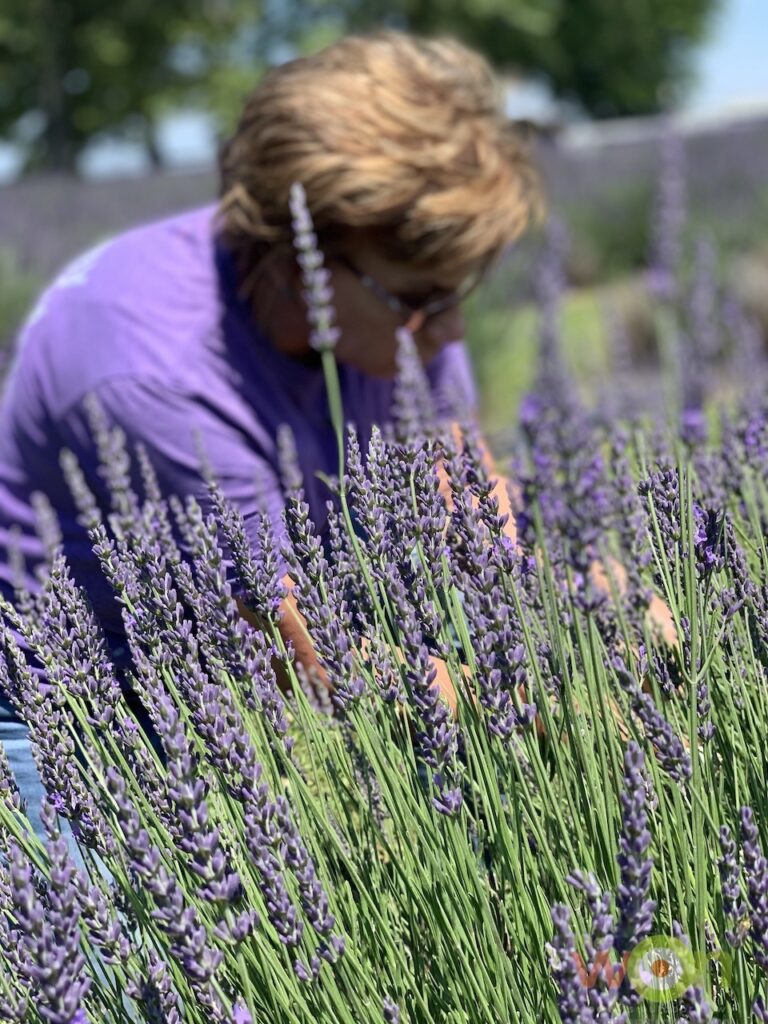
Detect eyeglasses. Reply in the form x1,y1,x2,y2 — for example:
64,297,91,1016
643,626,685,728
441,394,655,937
333,252,489,333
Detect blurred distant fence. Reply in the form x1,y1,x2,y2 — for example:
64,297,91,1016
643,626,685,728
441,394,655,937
542,110,768,222
0,169,218,282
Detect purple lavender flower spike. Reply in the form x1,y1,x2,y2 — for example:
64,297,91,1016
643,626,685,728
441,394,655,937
243,789,304,948
376,560,463,813
607,429,652,609
547,903,596,1023
212,908,259,947
293,955,321,983
82,391,141,536
324,495,373,633
172,496,244,657
153,692,244,909
0,616,35,717
156,490,292,748
357,424,409,570
616,742,656,956
722,518,759,616
8,815,91,1024
717,824,748,949
638,461,682,570
124,948,182,1024
289,181,341,352
724,295,766,406
0,621,116,852
295,660,336,715
30,489,63,565
517,314,613,582
36,551,123,728
676,236,719,449
106,767,225,987
272,794,342,954
566,870,627,1022
40,798,135,970
345,423,386,555
692,504,725,579
383,995,401,1023
675,985,717,1023
134,441,188,567
112,715,172,831
739,806,768,970
638,642,680,692
217,736,315,953
74,875,134,968
686,233,720,366
281,451,365,711
647,130,686,302
277,422,304,495
0,863,31,1021
408,442,448,572
208,478,286,623
456,542,537,741
679,406,708,450
391,327,437,447
232,1000,253,1024
362,627,405,705
616,668,691,783
59,448,103,533
105,521,196,680
366,437,431,585
0,737,23,815
0,986,28,1024
534,217,570,402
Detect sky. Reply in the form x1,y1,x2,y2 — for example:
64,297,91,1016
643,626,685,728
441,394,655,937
688,0,768,112
1,0,767,183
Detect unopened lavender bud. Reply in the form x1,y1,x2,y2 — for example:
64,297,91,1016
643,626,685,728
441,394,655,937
289,182,340,352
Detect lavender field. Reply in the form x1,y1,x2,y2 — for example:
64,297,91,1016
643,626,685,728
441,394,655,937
1,132,768,1023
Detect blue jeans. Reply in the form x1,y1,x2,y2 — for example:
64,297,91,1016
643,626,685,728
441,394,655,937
0,643,158,849
0,693,48,841
0,696,141,1014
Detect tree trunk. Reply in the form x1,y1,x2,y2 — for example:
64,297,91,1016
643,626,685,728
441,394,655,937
144,118,165,171
36,0,79,173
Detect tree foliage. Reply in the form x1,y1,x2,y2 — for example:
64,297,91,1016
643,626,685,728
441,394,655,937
199,0,721,128
0,0,252,174
0,0,720,175
329,0,721,118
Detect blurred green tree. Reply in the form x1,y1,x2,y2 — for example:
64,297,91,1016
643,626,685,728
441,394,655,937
0,0,255,174
197,0,561,137
330,0,720,117
1,0,720,176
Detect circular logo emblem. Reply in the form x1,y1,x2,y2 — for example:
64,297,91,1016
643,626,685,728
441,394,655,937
626,935,698,1003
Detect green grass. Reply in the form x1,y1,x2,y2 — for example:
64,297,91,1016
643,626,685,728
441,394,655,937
466,287,609,437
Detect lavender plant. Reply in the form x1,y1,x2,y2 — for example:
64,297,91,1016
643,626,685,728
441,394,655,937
1,165,768,1024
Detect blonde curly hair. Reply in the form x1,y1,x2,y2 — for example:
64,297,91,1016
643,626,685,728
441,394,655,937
216,28,542,299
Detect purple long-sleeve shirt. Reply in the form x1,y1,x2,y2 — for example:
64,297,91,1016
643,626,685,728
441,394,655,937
0,202,478,662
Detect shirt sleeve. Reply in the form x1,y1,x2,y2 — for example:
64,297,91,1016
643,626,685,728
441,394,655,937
61,375,291,589
424,340,480,423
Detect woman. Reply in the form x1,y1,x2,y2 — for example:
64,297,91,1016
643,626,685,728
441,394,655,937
0,29,540,822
